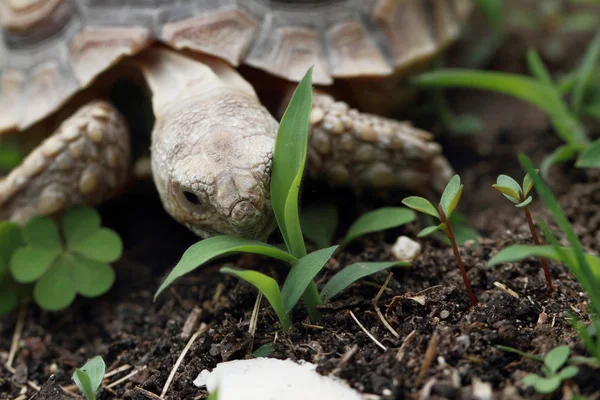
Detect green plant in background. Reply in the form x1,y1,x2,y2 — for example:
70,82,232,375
0,207,122,313
402,175,478,307
154,68,414,331
492,171,555,292
72,356,106,400
521,345,579,394
490,154,600,364
411,31,600,176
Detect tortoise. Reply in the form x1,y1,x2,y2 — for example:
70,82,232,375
0,0,473,240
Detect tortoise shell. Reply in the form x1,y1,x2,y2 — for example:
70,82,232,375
0,0,473,134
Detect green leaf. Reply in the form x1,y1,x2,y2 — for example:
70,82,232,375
544,345,570,374
281,246,338,313
73,369,95,400
491,184,519,202
440,175,461,216
155,236,297,300
62,207,101,249
252,343,274,358
252,343,275,358
0,277,19,315
22,217,62,250
69,228,123,263
300,201,338,248
220,267,291,330
10,246,61,283
515,196,533,208
522,170,538,196
526,49,554,86
72,255,116,297
558,366,579,380
576,139,600,168
320,261,406,302
0,222,23,278
401,197,439,218
78,356,106,393
522,373,542,387
540,144,584,177
532,375,562,394
341,207,415,246
271,68,313,257
447,212,480,245
418,224,443,237
496,175,522,199
33,256,76,311
572,31,600,115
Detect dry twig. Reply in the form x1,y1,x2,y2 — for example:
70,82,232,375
349,311,387,351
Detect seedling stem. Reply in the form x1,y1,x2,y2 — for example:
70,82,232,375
520,191,555,293
438,204,478,307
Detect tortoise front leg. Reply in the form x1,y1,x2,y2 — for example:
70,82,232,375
0,101,130,224
303,91,454,194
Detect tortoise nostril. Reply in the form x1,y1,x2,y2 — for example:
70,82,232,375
183,190,201,205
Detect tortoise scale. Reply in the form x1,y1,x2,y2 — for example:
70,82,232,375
0,0,472,239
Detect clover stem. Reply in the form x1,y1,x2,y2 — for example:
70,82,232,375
438,204,478,307
523,205,555,294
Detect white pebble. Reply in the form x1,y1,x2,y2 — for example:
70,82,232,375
391,236,421,262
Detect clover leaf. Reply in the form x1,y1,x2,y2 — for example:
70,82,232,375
9,207,122,311
0,222,26,314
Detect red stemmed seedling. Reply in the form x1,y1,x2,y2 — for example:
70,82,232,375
492,171,555,293
402,175,478,307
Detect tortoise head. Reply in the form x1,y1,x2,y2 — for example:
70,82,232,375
151,89,279,240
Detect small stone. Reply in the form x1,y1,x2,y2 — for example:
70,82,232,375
440,310,450,319
391,236,421,262
472,377,492,400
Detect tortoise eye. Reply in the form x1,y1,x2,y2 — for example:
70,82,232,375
182,190,201,205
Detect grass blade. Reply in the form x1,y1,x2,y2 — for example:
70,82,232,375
320,261,407,302
220,267,291,330
270,68,313,257
281,246,338,313
526,49,554,86
576,139,600,168
411,69,588,145
155,236,296,300
341,207,415,246
572,31,600,115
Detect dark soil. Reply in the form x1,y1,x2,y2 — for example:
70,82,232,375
2,29,600,400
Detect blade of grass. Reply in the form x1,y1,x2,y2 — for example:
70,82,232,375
320,261,408,302
411,69,588,145
576,139,600,168
154,236,297,300
270,68,313,257
281,246,338,313
299,201,338,248
341,207,415,246
220,267,291,330
572,31,600,115
526,49,554,86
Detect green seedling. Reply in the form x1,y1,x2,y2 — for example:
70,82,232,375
155,68,412,331
411,31,600,175
490,154,600,363
1,207,122,312
492,171,554,292
402,174,478,307
72,356,106,400
521,346,579,394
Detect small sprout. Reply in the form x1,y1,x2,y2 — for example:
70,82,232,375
72,356,106,400
402,175,478,307
492,171,555,293
9,207,122,311
521,346,579,394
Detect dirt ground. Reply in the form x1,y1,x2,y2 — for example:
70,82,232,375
1,21,600,400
